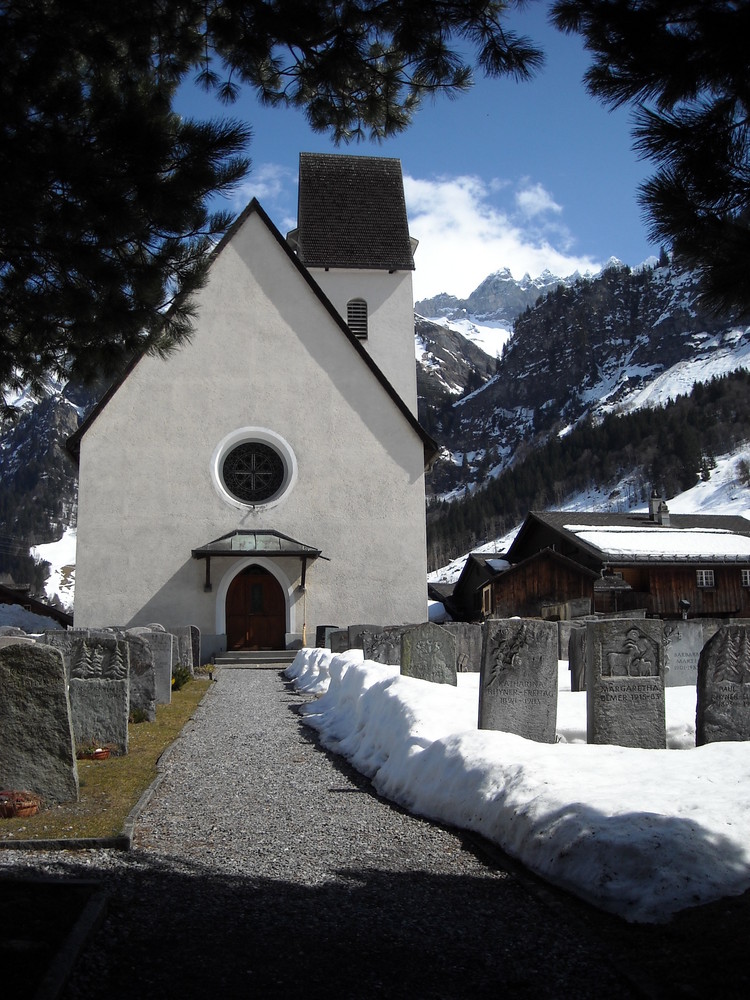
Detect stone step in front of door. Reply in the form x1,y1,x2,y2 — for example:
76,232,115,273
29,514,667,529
213,650,299,668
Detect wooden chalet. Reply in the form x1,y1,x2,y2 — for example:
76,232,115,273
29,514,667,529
490,548,598,620
503,502,750,620
433,552,509,622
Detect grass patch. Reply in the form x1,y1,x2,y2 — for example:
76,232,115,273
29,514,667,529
0,678,211,843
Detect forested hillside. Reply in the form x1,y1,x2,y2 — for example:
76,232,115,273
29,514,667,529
426,370,750,569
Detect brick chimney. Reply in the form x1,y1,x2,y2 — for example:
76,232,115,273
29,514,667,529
657,501,671,527
649,490,661,520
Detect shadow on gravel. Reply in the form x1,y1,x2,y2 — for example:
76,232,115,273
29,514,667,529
279,679,750,1000
44,852,638,1000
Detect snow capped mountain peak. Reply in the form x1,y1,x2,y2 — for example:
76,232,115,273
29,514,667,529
603,256,627,271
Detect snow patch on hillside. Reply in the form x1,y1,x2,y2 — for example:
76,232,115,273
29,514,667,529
31,527,77,610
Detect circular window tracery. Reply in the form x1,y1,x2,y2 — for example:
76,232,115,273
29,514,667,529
222,442,285,504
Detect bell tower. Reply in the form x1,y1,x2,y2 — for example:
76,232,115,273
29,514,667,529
287,153,418,415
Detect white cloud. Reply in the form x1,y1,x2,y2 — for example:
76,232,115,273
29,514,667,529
225,163,601,302
404,173,601,300
515,181,563,218
229,163,297,232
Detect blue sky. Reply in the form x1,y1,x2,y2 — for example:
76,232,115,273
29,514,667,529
176,6,657,301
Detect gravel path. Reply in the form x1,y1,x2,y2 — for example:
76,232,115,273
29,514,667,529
0,669,646,998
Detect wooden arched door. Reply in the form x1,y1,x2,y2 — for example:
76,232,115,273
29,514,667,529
226,565,286,650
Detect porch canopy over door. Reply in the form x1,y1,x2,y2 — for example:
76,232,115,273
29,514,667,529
191,530,323,593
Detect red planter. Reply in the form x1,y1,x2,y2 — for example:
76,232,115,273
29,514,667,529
0,790,41,819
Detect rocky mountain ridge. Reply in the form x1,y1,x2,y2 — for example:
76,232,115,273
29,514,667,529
418,259,750,502
3,257,749,600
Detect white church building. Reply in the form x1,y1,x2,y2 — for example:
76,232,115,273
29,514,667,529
69,153,435,657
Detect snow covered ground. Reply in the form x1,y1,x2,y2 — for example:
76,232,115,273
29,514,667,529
0,604,63,632
29,527,77,610
286,649,750,925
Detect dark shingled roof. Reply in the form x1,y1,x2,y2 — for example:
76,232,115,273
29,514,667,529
294,152,415,270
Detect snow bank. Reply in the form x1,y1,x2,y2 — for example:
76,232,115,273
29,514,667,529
286,649,750,923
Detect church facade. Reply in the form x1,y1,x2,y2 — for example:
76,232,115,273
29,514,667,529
70,154,435,656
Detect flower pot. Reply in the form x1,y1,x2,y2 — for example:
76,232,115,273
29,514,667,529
77,747,111,761
0,790,41,819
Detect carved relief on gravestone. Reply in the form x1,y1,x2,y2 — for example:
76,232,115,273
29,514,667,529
586,620,666,749
67,637,131,754
400,622,457,686
478,619,558,743
348,625,381,650
696,625,750,745
70,639,129,680
363,626,409,665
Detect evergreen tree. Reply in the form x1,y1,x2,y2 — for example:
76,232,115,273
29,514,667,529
1,1,542,397
552,1,750,315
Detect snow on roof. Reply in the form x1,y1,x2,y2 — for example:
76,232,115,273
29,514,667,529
486,558,510,572
565,523,750,560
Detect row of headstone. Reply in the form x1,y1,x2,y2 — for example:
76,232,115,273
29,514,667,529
568,618,723,692
335,622,484,674
324,617,750,748
0,621,201,807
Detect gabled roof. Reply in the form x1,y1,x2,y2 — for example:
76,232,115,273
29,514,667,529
454,551,509,595
291,152,415,271
496,546,599,582
67,198,436,467
509,510,750,565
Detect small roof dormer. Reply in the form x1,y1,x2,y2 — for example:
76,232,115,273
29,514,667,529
289,152,415,271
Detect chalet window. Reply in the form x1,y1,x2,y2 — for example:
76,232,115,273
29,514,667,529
347,298,368,339
742,569,750,588
482,584,492,616
696,569,715,589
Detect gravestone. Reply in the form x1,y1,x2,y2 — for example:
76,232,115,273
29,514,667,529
478,620,558,742
696,625,750,745
362,626,409,665
400,623,457,685
40,630,90,676
568,626,588,692
190,625,201,672
558,620,586,661
68,636,130,753
663,621,707,687
128,628,173,704
0,626,28,637
167,626,195,677
586,620,665,748
0,644,79,803
315,625,340,649
0,635,37,649
121,633,157,722
442,622,483,672
348,625,381,650
329,630,350,654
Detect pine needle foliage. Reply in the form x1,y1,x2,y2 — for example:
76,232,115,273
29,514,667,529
1,1,543,395
551,1,750,315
